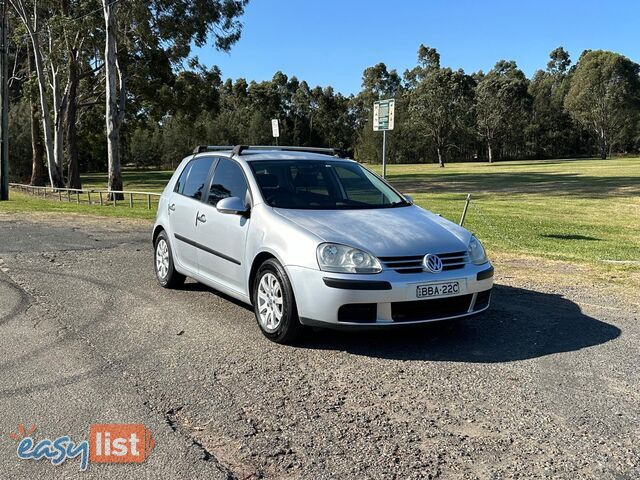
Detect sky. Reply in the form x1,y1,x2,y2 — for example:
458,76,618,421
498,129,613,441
193,0,640,96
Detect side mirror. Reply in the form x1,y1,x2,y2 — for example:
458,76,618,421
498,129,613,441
403,194,414,204
216,196,249,215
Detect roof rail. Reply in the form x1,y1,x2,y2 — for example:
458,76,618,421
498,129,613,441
230,145,347,158
192,145,235,154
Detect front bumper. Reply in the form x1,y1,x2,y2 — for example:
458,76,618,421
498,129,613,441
287,262,494,328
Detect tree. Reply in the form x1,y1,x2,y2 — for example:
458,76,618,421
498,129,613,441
60,0,104,189
404,44,441,88
547,46,571,74
11,1,103,189
102,0,124,198
10,0,63,187
101,0,248,198
352,63,401,162
528,47,580,158
26,43,44,185
564,50,640,159
409,46,475,167
475,60,531,162
8,100,32,181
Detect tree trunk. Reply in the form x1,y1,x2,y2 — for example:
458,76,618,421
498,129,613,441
599,129,607,159
29,100,45,186
29,34,63,187
487,141,493,163
60,0,80,189
51,67,66,186
65,49,81,189
103,0,124,200
436,146,445,168
27,44,44,186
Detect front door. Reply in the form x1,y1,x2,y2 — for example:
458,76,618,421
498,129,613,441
194,158,251,295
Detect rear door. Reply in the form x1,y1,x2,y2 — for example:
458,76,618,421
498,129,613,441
193,158,251,294
167,156,215,274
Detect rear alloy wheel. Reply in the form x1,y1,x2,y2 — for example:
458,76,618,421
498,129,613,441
154,231,185,288
253,259,304,344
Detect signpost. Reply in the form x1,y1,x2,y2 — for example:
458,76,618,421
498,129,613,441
373,99,395,178
271,118,280,146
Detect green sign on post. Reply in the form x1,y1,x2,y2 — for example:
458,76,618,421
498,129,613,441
373,99,395,131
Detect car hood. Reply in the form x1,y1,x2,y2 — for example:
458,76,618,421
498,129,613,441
273,205,471,257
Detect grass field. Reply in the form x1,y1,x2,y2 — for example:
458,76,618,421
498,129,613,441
2,158,639,280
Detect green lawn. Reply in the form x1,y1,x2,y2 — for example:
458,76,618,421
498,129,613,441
2,158,639,279
81,170,172,193
0,190,159,220
372,158,640,277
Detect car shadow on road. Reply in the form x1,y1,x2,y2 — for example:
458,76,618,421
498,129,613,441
298,284,622,362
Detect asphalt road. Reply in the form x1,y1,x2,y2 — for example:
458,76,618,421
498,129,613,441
0,213,638,479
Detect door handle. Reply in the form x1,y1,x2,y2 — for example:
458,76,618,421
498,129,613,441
196,212,206,225
168,203,176,213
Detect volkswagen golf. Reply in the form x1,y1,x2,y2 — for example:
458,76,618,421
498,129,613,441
152,145,494,343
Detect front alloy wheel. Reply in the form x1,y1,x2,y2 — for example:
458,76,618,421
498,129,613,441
257,272,284,332
253,259,304,344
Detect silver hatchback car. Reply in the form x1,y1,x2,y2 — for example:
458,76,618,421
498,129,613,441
153,146,493,343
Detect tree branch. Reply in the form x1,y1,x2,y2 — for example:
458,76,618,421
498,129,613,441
78,62,104,80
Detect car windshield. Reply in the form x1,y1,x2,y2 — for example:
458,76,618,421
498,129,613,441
250,160,410,210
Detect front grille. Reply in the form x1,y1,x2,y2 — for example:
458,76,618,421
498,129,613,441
391,294,473,322
474,289,492,310
379,251,469,274
338,303,377,323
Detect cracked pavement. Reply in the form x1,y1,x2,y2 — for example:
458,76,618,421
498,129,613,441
0,213,638,479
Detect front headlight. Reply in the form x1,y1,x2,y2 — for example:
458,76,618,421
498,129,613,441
316,243,382,274
468,235,488,265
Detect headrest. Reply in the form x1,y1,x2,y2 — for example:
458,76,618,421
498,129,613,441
257,173,278,188
293,171,319,188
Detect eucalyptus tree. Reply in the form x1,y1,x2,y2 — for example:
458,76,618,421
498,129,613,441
21,43,45,185
408,46,475,167
404,44,441,88
10,0,102,188
528,47,578,158
290,79,313,145
475,60,531,162
310,86,354,150
10,0,62,187
101,0,248,198
60,0,103,189
564,50,640,159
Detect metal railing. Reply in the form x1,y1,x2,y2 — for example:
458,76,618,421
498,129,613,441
9,183,162,209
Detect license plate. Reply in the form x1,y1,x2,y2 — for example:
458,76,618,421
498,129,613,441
416,281,461,299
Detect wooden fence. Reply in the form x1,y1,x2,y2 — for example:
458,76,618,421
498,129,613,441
9,183,162,210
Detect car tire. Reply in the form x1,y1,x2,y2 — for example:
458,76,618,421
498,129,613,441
154,230,185,289
253,259,304,344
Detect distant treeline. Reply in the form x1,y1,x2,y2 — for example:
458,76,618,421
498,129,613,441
9,43,640,182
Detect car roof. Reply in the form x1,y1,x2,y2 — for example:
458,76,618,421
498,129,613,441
194,149,355,163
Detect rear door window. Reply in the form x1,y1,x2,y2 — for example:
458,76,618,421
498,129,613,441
174,163,191,195
179,157,214,201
